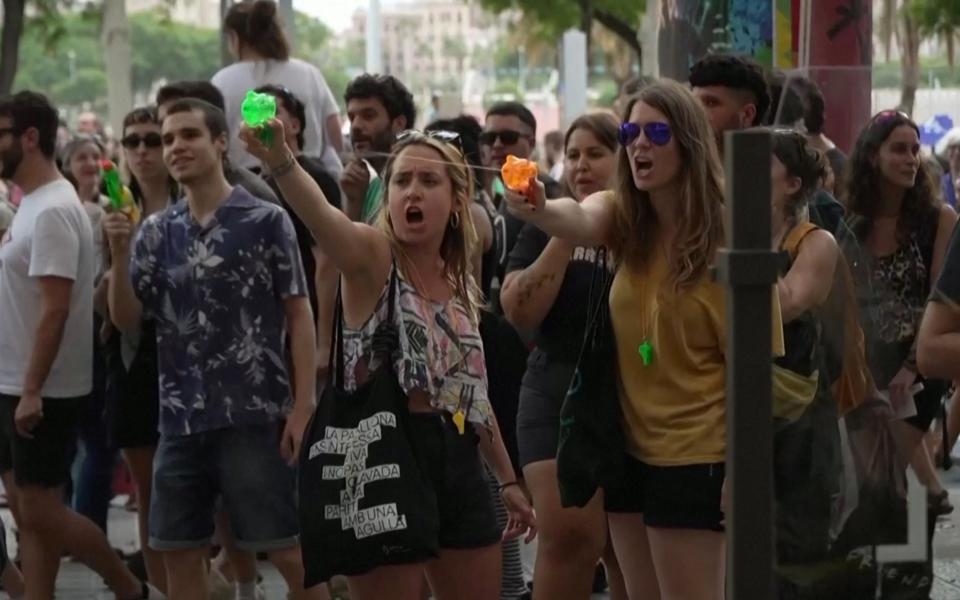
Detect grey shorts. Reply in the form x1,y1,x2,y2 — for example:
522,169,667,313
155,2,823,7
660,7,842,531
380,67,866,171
516,352,576,468
149,421,299,552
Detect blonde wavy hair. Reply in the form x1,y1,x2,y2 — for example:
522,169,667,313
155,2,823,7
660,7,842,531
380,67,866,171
611,80,725,295
377,132,483,322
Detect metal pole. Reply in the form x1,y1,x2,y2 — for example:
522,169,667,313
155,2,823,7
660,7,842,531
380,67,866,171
366,0,383,73
715,129,778,600
560,29,587,131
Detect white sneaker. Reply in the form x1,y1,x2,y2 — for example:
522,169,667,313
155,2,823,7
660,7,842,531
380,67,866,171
207,568,235,600
144,582,165,599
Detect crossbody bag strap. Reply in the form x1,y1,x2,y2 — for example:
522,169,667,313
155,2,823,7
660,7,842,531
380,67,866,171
329,278,345,390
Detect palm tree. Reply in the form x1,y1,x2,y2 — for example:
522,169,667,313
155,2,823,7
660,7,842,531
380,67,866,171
877,0,960,115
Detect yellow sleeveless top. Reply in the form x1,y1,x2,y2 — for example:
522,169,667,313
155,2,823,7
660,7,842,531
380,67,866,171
609,252,784,465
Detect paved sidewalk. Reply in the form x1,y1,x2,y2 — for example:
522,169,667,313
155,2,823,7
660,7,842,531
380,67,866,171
6,481,960,598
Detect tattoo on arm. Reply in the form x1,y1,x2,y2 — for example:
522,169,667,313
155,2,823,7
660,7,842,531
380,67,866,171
516,271,557,306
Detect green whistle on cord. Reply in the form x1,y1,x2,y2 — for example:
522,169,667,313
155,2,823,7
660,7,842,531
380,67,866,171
241,90,277,147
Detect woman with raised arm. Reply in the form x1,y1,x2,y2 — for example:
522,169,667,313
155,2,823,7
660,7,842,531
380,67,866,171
240,120,536,600
767,129,845,597
500,112,626,600
502,80,783,600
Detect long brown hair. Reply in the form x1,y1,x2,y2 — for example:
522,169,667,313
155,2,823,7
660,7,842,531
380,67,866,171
843,111,940,241
224,0,290,61
377,133,482,322
611,80,725,294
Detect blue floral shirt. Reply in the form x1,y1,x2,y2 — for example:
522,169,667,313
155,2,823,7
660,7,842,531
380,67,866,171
130,186,307,437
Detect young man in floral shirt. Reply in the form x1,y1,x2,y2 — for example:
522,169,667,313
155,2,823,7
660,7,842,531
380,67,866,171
104,98,325,600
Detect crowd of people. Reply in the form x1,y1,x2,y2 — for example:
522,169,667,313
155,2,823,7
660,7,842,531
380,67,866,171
4,1,960,600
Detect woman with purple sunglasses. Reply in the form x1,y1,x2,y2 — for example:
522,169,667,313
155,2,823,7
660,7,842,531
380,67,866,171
504,79,784,600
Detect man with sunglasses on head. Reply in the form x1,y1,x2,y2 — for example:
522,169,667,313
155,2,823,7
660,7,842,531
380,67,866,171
340,74,416,224
481,102,563,310
0,90,162,599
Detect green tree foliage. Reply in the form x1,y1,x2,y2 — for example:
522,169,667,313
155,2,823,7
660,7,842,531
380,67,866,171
907,0,960,68
477,0,643,56
14,9,219,110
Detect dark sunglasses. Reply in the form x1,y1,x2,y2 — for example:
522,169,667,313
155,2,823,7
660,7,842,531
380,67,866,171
479,129,528,146
0,127,18,138
618,121,672,147
121,133,162,149
397,129,464,154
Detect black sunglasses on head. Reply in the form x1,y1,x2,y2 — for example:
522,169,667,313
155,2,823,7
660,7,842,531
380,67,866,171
479,129,529,146
121,132,163,149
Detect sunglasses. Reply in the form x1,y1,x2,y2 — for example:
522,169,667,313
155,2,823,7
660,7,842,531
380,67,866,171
397,129,464,154
479,129,529,146
873,110,911,124
121,133,162,149
618,121,672,147
0,127,18,138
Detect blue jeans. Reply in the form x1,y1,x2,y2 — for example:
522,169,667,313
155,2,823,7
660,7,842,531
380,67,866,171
149,421,299,552
72,384,117,532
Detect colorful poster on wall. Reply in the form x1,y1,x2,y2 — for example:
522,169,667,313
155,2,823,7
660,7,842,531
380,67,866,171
774,0,794,68
728,0,774,66
657,0,775,80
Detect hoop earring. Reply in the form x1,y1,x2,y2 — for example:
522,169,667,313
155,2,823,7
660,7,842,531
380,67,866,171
449,210,461,229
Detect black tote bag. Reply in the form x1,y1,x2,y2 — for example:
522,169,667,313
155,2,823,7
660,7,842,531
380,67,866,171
298,268,439,586
556,247,626,508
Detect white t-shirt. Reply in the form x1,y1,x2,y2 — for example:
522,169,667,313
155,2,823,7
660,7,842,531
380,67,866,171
212,58,343,177
0,179,95,398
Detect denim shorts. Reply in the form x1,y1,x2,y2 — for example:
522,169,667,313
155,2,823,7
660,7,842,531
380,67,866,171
149,421,299,552
516,352,576,468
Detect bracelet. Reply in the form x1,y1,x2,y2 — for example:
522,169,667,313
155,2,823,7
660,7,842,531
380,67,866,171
269,153,296,178
498,481,520,493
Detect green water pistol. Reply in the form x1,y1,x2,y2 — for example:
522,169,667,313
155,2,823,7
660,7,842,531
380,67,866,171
101,160,140,224
241,90,277,146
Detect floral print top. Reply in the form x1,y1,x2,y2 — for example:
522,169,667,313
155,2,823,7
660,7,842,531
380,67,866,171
130,187,307,437
342,267,493,430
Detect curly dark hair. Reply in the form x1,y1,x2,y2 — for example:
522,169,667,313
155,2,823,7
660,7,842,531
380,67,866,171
344,74,416,131
843,111,940,240
771,128,826,221
689,54,770,126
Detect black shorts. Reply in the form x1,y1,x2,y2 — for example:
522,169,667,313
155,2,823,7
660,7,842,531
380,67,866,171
104,329,160,449
408,413,500,550
516,353,576,468
903,378,948,432
605,454,725,532
0,394,82,488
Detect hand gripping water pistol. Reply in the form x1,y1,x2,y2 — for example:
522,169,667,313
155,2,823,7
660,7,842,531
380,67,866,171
100,160,141,224
500,154,538,196
241,89,277,146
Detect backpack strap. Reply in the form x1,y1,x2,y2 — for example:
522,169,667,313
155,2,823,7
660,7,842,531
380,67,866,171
782,221,821,262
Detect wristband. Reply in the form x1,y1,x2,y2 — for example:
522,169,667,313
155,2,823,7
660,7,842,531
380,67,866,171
498,481,520,493
269,153,296,178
